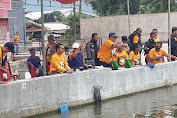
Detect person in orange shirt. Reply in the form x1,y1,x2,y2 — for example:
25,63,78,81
14,32,20,54
46,35,56,62
152,29,160,42
97,32,127,67
129,44,142,66
129,28,142,51
48,43,74,74
148,42,177,64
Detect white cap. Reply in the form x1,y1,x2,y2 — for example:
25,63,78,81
72,42,80,49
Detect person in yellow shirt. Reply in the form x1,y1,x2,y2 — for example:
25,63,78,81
97,32,127,67
0,42,15,82
129,44,142,66
48,43,74,74
14,32,20,54
129,28,142,51
46,35,56,62
148,42,177,64
122,36,130,53
112,46,132,69
152,29,160,42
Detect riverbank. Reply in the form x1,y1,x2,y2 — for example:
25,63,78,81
1,61,177,118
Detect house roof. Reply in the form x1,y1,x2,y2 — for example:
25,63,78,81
25,9,97,20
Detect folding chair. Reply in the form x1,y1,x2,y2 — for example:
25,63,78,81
28,62,37,78
7,61,20,80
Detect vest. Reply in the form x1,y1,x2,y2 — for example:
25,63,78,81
69,53,84,70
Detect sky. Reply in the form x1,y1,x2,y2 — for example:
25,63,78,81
23,0,93,13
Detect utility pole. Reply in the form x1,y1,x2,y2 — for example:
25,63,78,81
79,0,82,12
73,2,76,41
127,0,130,35
168,0,171,62
41,0,46,75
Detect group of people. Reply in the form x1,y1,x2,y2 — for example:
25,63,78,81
1,27,177,80
27,27,177,76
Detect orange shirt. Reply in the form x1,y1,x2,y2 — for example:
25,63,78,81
148,48,168,64
46,44,53,61
14,35,20,44
48,53,71,74
154,37,160,42
133,35,139,43
97,39,114,64
0,47,7,66
129,51,140,66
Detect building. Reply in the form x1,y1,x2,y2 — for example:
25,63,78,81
0,0,26,44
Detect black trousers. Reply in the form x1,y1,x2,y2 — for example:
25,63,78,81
99,61,112,68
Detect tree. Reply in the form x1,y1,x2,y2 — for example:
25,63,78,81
38,11,63,23
90,0,177,16
62,13,87,39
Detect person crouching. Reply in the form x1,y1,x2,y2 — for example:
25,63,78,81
112,46,132,69
69,43,89,71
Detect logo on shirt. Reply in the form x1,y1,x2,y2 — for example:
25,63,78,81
59,62,64,68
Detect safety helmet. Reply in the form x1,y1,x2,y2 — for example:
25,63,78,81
72,42,80,49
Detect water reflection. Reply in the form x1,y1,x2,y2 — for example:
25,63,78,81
33,85,177,118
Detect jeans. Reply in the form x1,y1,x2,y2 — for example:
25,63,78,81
15,44,19,53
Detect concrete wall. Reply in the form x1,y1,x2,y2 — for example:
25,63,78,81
80,12,177,43
1,62,177,117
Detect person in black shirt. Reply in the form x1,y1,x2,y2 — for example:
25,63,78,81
170,27,177,61
86,33,100,66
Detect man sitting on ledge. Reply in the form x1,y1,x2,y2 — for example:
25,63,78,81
48,43,74,74
69,42,89,70
148,42,177,64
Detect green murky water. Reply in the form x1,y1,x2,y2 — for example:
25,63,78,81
32,85,177,118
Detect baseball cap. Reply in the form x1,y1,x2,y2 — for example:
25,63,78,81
109,32,117,38
64,46,70,50
4,42,15,53
30,48,36,53
72,43,80,49
48,35,55,40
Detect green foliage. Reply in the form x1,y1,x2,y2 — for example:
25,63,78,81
28,32,34,41
62,13,88,40
90,0,177,16
39,11,63,23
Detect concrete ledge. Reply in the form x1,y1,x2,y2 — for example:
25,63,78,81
1,62,177,118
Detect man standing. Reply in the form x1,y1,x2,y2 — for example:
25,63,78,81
170,27,177,61
49,43,74,74
14,32,20,55
144,32,156,55
129,28,142,51
46,35,56,62
97,32,127,67
148,42,177,64
152,29,160,42
86,33,100,66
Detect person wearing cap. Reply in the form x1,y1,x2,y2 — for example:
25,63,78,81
148,42,177,64
14,32,20,55
128,28,142,51
49,43,74,74
0,42,15,82
86,33,100,66
64,46,70,62
122,36,130,53
152,29,160,42
46,35,56,62
97,32,127,67
27,48,42,76
170,27,177,61
69,43,89,70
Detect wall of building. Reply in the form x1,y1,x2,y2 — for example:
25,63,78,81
8,0,26,45
1,61,177,117
80,12,177,44
0,19,10,43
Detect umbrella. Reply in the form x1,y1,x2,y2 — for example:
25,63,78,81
56,0,78,4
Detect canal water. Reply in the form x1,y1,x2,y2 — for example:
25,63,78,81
33,85,177,118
